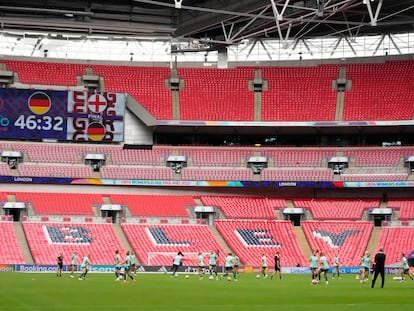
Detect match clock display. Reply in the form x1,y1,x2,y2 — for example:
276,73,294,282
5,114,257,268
0,88,125,142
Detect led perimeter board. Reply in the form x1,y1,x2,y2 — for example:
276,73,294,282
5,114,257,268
0,88,125,142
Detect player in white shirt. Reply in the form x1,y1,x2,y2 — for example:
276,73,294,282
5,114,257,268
400,253,413,282
360,251,371,283
309,250,319,284
319,251,330,285
332,253,340,279
208,250,218,280
223,253,237,281
130,250,137,275
69,251,78,278
170,251,183,277
260,253,268,279
122,250,137,284
114,250,122,281
197,252,205,279
78,254,90,280
233,254,240,276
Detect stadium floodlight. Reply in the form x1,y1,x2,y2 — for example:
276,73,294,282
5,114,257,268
175,0,183,9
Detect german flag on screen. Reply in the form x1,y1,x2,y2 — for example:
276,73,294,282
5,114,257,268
87,122,106,141
28,92,51,115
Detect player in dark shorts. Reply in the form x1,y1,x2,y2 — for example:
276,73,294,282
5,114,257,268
318,251,330,285
271,251,282,280
130,250,137,275
123,250,136,284
233,254,240,276
371,248,386,288
223,253,237,281
56,252,63,277
170,251,184,277
114,250,122,281
208,250,218,280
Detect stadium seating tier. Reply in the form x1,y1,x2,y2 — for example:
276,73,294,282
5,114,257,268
215,219,308,267
343,61,414,120
200,196,285,219
2,59,414,121
23,222,125,265
388,200,414,220
13,192,101,215
374,227,414,265
108,194,192,217
301,221,373,266
0,222,25,264
122,224,227,266
293,198,379,220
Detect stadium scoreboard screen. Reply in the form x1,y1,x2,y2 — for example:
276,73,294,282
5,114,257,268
0,88,125,142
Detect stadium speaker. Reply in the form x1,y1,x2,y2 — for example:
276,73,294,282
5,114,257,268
336,78,347,91
170,77,180,90
0,70,14,86
253,78,263,92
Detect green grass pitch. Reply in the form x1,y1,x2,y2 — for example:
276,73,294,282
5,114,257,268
0,272,412,311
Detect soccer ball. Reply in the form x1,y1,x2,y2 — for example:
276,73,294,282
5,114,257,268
227,276,232,281
208,276,214,280
185,275,190,279
256,275,260,279
311,279,317,284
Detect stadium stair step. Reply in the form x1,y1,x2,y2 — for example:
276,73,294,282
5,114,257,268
14,222,34,264
285,200,295,209
365,227,382,253
293,226,312,259
112,223,138,264
102,196,112,204
7,194,16,202
208,225,233,259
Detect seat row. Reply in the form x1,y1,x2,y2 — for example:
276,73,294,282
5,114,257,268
3,59,414,121
1,192,194,217
2,141,413,167
2,192,414,220
1,220,412,267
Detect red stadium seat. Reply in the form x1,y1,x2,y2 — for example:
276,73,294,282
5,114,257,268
374,227,414,265
109,194,191,217
215,219,308,267
14,192,99,215
294,198,379,220
0,222,25,264
301,221,373,266
343,61,414,120
122,224,226,266
23,222,125,265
